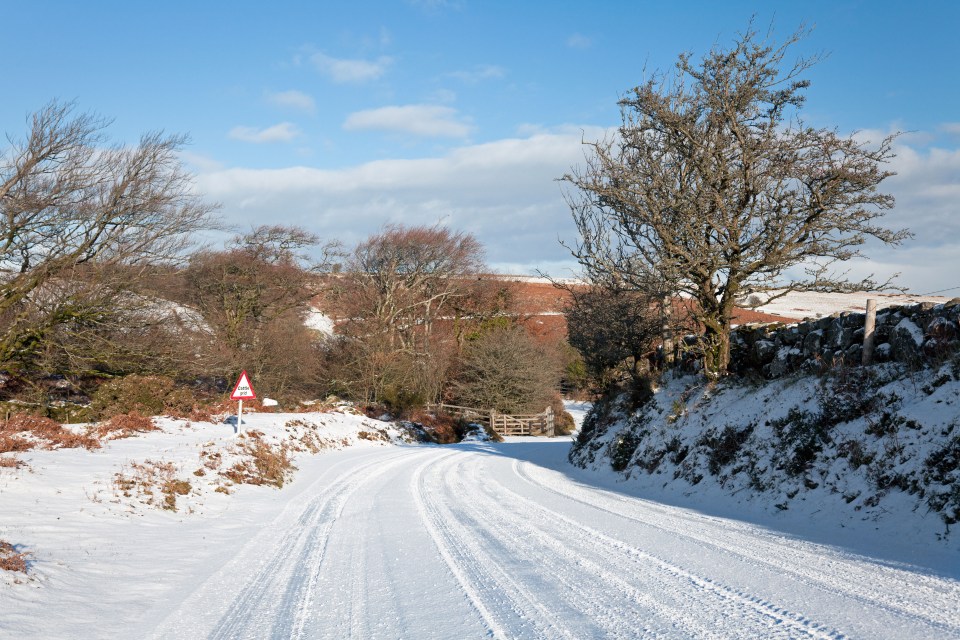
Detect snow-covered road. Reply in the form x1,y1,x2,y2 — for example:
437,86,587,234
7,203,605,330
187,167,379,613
148,440,960,640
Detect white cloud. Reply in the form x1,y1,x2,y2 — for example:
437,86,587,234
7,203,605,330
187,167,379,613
178,151,223,172
343,104,473,138
196,130,960,292
196,130,606,268
266,90,316,114
566,33,592,49
427,88,458,104
446,64,505,84
228,122,301,143
939,122,960,136
310,52,392,83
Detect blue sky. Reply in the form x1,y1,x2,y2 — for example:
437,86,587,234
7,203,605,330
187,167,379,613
4,1,960,293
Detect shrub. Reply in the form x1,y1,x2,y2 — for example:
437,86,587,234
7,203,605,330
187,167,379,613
924,436,960,526
769,408,828,476
90,375,203,419
96,412,159,440
223,432,295,488
549,394,576,436
610,429,643,472
818,367,886,427
0,540,29,573
0,413,100,452
380,385,425,417
699,424,754,475
408,409,466,444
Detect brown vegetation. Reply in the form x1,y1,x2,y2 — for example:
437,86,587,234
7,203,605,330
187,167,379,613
90,375,205,420
0,413,99,453
549,394,576,436
113,460,193,511
95,412,160,440
0,540,30,573
222,432,295,488
0,455,23,468
407,409,464,444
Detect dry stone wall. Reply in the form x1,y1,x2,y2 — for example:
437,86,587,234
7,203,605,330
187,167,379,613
729,299,960,378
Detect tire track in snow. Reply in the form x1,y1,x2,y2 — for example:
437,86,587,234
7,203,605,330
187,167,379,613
452,453,843,639
153,448,425,640
432,454,717,639
513,459,960,637
347,506,370,640
218,450,421,640
412,451,580,639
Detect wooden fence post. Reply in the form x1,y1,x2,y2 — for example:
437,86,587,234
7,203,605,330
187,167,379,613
662,295,674,367
863,299,877,365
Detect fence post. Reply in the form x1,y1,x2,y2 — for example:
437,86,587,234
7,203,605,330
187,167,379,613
489,409,496,434
545,406,554,437
862,299,877,365
662,295,674,367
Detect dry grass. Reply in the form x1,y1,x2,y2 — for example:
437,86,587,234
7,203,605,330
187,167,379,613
284,419,328,454
0,413,100,453
114,459,193,511
0,455,25,469
357,429,389,441
96,411,160,440
550,394,576,436
0,540,30,573
222,431,295,488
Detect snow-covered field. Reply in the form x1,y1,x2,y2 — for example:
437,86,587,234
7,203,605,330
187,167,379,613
752,290,952,320
2,405,958,639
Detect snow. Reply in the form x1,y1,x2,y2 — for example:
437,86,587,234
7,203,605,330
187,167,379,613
750,290,952,321
895,316,925,345
303,308,335,335
563,399,592,434
1,403,958,638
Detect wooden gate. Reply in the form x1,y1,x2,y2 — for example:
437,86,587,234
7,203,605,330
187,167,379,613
426,403,555,437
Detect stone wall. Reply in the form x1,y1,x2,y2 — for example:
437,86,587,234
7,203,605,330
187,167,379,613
729,299,960,378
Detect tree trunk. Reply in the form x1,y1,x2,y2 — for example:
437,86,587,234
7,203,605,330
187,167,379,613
699,289,735,379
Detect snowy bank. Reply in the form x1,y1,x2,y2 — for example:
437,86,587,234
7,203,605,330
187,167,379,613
0,409,421,635
570,362,960,559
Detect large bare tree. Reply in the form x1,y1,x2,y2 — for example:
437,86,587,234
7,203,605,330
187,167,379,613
563,26,909,377
330,224,485,406
0,100,218,375
183,225,338,397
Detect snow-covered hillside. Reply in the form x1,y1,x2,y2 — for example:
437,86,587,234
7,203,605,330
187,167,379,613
571,360,960,549
750,290,952,321
0,410,416,589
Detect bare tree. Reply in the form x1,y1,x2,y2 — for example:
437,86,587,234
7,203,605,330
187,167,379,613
183,226,335,398
338,224,484,346
330,224,486,405
563,25,909,377
0,100,218,374
453,324,561,415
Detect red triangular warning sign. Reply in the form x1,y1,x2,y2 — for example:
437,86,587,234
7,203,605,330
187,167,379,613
230,370,257,400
